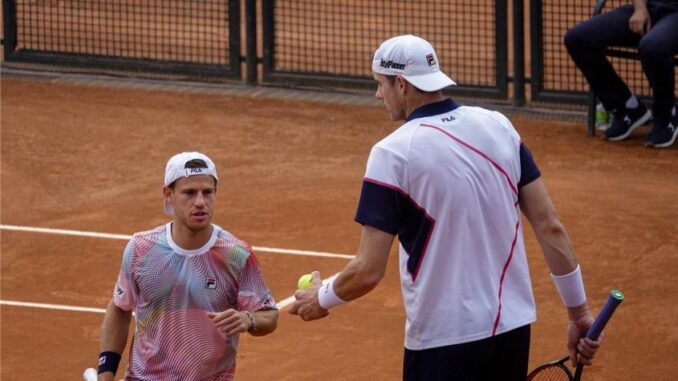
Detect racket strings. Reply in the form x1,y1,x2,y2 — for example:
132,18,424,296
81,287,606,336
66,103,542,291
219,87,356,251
526,364,573,381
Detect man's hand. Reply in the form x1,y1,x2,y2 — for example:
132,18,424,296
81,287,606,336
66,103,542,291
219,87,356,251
289,271,329,321
629,4,651,35
208,309,251,336
567,307,601,367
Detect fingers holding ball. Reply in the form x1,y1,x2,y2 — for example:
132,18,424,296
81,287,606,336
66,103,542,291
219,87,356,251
297,273,314,289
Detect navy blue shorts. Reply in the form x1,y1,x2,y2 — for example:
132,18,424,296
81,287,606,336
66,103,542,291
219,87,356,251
403,325,531,381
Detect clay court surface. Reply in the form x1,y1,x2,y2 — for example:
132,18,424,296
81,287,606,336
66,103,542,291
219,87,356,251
1,76,677,380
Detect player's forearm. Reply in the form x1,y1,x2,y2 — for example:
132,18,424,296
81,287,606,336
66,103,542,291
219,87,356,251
532,218,578,275
249,309,279,336
335,256,384,300
100,299,132,353
334,225,394,300
519,179,578,275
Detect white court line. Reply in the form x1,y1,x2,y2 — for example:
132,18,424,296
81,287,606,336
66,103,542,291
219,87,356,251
0,224,131,240
0,300,107,314
0,224,355,259
0,273,340,314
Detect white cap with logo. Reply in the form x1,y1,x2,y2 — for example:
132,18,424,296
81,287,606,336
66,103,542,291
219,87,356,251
164,151,218,215
372,34,456,92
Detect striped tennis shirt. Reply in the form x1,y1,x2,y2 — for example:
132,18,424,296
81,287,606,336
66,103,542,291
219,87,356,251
113,223,277,380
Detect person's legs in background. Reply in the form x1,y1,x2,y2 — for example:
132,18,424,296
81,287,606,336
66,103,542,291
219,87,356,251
564,5,651,141
640,10,678,148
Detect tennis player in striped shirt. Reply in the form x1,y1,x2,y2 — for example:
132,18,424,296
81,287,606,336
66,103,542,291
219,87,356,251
96,152,278,380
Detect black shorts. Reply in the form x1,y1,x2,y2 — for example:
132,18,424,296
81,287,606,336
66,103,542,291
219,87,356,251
403,325,531,381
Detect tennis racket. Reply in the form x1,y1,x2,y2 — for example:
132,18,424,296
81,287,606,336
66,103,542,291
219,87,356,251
527,289,624,381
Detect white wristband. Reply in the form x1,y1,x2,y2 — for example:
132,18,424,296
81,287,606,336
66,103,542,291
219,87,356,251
317,277,348,310
551,265,587,307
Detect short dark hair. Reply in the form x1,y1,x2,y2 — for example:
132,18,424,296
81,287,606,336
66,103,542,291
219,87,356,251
384,75,428,94
183,159,208,169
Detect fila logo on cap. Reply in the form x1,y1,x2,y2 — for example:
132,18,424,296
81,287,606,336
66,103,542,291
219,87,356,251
426,53,436,66
187,168,206,175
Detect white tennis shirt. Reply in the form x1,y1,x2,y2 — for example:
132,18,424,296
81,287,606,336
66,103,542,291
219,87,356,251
355,99,541,350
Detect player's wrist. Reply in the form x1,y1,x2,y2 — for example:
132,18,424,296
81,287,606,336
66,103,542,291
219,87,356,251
551,265,587,308
567,304,592,324
243,310,257,333
317,277,347,310
98,351,121,375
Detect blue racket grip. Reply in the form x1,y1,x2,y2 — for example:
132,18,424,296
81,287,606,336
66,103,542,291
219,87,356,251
585,289,624,340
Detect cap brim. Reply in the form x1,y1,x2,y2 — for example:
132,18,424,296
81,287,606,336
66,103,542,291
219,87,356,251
403,71,457,92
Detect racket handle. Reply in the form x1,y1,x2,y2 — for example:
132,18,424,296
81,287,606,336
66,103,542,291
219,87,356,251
586,289,624,340
573,289,624,380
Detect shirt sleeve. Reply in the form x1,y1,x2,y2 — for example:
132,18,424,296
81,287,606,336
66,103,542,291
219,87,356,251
236,251,278,312
113,239,137,311
518,142,541,188
354,144,408,234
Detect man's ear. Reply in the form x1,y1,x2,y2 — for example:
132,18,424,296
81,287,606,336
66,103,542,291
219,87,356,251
163,186,173,202
395,75,408,94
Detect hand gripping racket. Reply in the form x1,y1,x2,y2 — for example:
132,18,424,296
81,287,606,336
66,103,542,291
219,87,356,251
527,289,624,381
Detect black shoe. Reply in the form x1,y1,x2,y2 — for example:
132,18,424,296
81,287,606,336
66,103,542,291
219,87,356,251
604,103,652,141
645,107,678,148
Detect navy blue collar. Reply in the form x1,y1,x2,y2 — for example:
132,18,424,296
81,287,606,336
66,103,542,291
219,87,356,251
405,98,461,122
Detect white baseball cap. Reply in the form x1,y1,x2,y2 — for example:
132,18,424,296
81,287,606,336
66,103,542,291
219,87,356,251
372,35,456,92
163,151,218,215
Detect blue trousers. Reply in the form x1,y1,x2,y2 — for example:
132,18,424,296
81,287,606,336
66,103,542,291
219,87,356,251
564,4,678,124
403,325,530,381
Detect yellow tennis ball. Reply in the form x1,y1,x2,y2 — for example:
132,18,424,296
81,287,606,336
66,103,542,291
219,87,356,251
297,273,314,289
